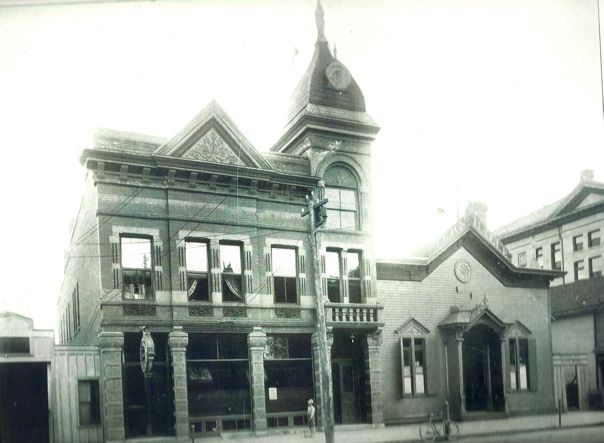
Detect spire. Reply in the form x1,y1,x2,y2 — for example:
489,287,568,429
315,0,327,43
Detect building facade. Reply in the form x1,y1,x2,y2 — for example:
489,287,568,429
376,211,562,424
496,171,604,411
58,3,383,441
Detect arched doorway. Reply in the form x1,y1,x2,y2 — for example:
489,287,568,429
462,324,504,412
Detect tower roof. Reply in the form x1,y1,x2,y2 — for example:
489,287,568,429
286,1,366,123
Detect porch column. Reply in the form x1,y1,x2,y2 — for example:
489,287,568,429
499,337,510,414
168,326,189,437
99,331,125,441
455,329,466,416
248,327,267,433
367,330,384,426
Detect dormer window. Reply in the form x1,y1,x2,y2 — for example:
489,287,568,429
324,166,358,230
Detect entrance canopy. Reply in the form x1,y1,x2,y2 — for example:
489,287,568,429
438,305,507,336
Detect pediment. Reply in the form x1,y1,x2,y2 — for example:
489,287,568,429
504,320,532,338
554,186,604,217
155,101,273,170
394,318,430,336
181,127,245,166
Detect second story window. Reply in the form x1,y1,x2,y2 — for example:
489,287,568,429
220,243,243,302
589,256,602,278
588,229,601,248
573,235,583,252
517,252,527,268
551,242,562,271
272,246,297,304
325,250,341,302
574,260,586,281
535,247,543,268
186,239,209,301
121,236,153,300
324,166,359,231
347,251,362,303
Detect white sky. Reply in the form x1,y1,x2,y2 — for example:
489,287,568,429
1,0,603,331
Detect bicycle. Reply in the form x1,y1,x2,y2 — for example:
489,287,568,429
419,410,459,442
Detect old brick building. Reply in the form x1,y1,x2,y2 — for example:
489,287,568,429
58,3,383,441
496,171,604,411
376,209,563,423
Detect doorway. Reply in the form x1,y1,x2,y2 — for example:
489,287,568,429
563,366,579,410
462,324,504,412
0,362,49,443
332,361,358,424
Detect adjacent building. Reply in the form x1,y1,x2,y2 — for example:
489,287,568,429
377,208,563,423
496,171,604,411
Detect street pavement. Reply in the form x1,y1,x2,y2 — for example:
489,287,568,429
195,411,604,443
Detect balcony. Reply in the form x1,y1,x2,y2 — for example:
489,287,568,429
325,302,384,329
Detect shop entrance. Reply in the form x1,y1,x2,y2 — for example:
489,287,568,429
462,324,504,412
0,362,49,443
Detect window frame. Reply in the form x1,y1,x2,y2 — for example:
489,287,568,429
589,255,602,278
400,336,427,397
573,234,583,252
573,259,585,281
535,247,544,269
551,242,562,271
324,186,359,231
272,246,298,304
77,378,101,427
220,242,244,302
509,337,530,391
120,235,154,300
325,249,342,303
517,252,527,268
185,238,211,301
347,250,363,303
588,229,601,248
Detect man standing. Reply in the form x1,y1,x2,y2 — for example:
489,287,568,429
307,398,316,437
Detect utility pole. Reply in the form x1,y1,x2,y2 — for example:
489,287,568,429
301,191,334,443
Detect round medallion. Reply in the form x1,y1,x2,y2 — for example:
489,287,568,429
454,260,472,283
326,61,352,91
140,331,155,376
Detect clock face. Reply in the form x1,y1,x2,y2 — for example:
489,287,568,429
326,61,352,91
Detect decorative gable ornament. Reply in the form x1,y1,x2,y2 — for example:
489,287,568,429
183,128,244,166
394,318,430,336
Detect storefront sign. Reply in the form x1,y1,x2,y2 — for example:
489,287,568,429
268,387,278,400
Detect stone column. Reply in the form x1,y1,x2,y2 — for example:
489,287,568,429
168,326,189,438
248,327,267,434
367,330,384,426
99,331,125,441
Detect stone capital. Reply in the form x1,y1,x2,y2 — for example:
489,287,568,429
99,331,124,350
168,326,189,351
367,329,383,348
247,326,267,350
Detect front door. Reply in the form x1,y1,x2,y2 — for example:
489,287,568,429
331,361,358,424
462,324,505,412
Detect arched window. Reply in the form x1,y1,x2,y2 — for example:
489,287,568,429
324,166,358,230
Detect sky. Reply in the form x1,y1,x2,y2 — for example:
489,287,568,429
1,0,603,331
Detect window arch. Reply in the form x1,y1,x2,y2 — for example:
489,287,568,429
324,165,359,230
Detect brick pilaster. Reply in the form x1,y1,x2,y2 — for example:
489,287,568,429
367,330,384,426
99,331,125,441
168,326,189,438
248,327,267,433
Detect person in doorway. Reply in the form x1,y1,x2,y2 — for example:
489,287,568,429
307,398,316,437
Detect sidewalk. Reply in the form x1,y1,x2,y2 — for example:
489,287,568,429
195,411,604,442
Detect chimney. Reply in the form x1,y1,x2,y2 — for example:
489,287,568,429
465,201,488,228
580,169,594,182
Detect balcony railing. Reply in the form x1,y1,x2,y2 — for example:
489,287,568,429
325,302,384,328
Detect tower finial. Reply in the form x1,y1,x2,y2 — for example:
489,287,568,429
315,0,327,43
